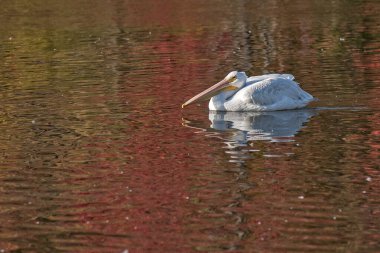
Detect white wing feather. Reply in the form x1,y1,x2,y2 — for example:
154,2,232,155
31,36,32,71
247,73,294,83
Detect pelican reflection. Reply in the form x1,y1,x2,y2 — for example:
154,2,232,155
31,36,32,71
183,110,316,162
209,109,316,143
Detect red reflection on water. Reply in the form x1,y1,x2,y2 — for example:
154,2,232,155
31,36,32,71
67,28,235,252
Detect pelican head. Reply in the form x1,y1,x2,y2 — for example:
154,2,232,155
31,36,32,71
182,71,247,108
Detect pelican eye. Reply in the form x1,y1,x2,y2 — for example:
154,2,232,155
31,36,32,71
229,76,237,82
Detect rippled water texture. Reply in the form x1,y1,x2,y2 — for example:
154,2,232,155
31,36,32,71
0,0,379,252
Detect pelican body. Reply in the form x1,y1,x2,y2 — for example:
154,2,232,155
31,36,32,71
182,71,314,111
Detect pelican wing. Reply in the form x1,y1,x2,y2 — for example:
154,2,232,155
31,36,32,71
225,76,313,111
246,73,294,83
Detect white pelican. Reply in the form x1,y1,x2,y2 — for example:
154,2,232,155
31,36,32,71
182,71,315,111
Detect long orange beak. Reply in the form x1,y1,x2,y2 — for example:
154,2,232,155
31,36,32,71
182,79,237,108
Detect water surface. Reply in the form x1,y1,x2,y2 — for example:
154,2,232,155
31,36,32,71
0,0,379,252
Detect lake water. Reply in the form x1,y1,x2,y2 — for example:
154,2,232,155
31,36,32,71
0,0,379,252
